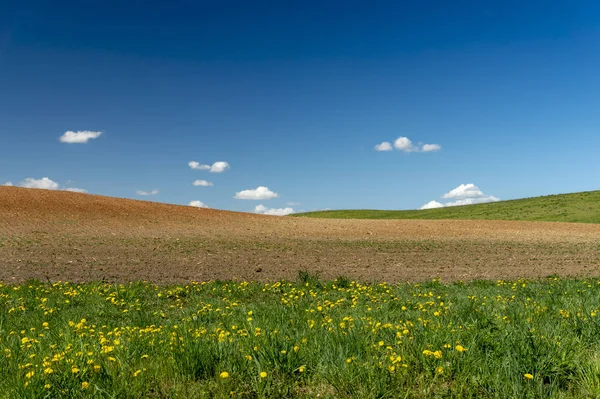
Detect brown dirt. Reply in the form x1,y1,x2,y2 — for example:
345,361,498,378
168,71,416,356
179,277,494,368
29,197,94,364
1,186,600,283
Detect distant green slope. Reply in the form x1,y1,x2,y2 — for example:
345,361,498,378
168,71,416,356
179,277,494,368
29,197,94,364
294,191,600,223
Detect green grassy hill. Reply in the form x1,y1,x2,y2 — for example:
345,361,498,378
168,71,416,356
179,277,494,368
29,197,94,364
294,190,600,223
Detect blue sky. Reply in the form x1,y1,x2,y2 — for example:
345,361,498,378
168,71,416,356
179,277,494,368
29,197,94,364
1,1,600,214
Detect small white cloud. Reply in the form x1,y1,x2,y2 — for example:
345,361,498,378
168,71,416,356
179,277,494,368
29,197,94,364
19,177,60,190
210,161,230,173
374,141,393,151
254,204,268,213
189,161,230,172
254,204,295,216
443,183,485,199
59,130,103,144
189,200,208,208
422,144,442,152
64,187,87,193
3,181,12,186
420,200,444,209
420,183,500,209
286,201,300,206
188,161,211,170
136,189,159,196
376,137,442,153
394,137,414,152
234,186,279,200
193,180,213,187
445,196,500,207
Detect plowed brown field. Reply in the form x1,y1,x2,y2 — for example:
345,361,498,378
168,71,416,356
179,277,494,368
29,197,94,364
1,186,599,283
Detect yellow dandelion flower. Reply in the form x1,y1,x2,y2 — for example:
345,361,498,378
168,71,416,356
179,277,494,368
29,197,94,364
220,371,230,379
455,345,466,352
25,371,34,379
81,382,89,389
133,370,142,377
72,367,80,374
436,366,444,374
260,371,267,378
524,373,534,380
44,367,53,374
44,384,51,389
299,365,306,373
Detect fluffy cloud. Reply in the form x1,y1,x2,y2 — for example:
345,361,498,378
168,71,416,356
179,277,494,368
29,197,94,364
136,190,159,196
64,187,87,193
420,200,444,210
254,204,295,216
193,180,213,187
20,177,60,190
376,137,442,153
444,197,500,207
189,161,230,173
188,161,211,170
420,183,500,209
374,141,393,151
59,131,103,144
189,200,208,208
210,161,230,173
442,183,485,199
422,144,442,152
234,186,279,200
8,177,87,192
394,137,414,152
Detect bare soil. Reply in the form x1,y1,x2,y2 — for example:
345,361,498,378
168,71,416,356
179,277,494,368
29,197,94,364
1,187,599,283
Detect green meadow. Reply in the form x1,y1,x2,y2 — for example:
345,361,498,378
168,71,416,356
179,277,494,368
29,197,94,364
3,276,600,398
295,191,600,223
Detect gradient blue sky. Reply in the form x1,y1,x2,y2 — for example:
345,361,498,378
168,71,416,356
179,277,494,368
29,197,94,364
1,1,600,213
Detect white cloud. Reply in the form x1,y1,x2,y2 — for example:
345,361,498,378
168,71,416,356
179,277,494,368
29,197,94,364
374,141,393,151
394,137,414,152
376,137,442,153
234,186,279,200
136,190,159,196
445,196,500,207
254,204,268,213
254,204,295,216
209,161,230,173
189,200,208,208
442,183,485,200
19,177,60,190
193,180,213,187
420,200,444,209
188,161,211,170
3,181,12,186
59,131,103,144
286,201,300,206
420,183,500,209
422,144,442,152
64,187,87,193
189,161,230,173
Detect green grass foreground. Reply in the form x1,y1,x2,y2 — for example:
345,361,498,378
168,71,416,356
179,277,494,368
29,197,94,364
3,276,600,398
295,190,600,223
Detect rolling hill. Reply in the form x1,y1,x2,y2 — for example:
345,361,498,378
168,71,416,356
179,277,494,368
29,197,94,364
295,190,600,223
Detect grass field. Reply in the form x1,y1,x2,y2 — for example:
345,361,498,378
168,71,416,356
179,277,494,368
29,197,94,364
3,275,600,398
295,190,600,223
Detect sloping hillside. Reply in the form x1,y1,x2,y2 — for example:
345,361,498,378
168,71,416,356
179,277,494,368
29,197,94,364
295,191,600,223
